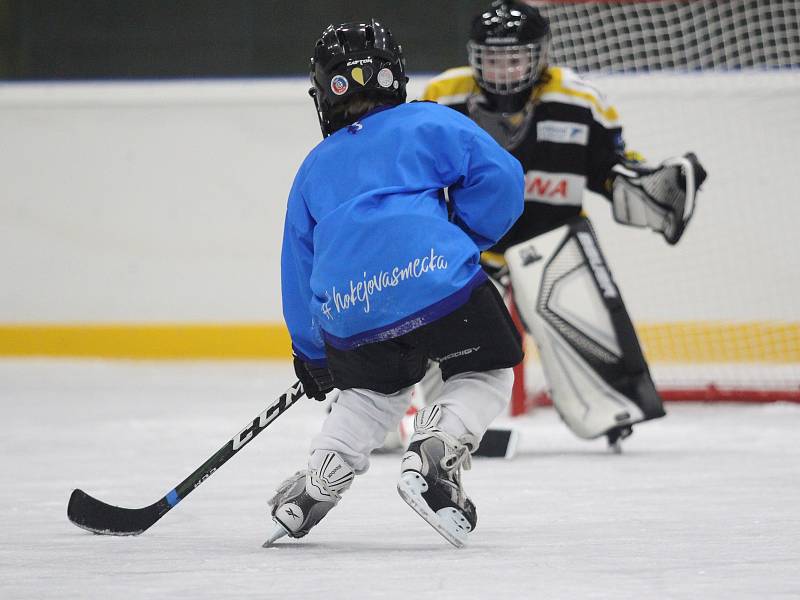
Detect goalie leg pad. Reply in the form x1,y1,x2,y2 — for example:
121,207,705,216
505,217,665,439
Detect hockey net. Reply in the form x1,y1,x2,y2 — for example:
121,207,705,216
536,0,799,72
511,0,800,414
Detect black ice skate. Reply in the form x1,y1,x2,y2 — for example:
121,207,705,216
607,424,634,454
263,450,354,547
397,405,477,548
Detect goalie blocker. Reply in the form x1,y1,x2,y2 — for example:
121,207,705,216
504,216,665,444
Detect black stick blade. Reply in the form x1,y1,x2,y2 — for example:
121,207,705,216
472,428,519,459
68,489,168,536
67,381,304,537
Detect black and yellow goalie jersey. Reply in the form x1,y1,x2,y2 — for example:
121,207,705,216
421,66,626,252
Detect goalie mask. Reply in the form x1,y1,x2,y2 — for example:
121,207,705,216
468,1,551,114
310,20,408,137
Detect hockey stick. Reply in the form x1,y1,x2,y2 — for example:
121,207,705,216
67,380,305,536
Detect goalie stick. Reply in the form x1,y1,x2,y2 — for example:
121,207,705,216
67,380,305,536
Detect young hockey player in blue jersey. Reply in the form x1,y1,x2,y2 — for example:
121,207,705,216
265,20,525,548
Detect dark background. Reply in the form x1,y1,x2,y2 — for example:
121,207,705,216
0,0,491,79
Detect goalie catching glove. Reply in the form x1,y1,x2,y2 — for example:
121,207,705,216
610,152,707,245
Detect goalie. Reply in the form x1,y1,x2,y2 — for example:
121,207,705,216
415,0,708,449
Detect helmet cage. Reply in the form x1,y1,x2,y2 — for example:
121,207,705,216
468,40,548,97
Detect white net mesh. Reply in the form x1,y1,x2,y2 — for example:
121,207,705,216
507,1,800,408
532,0,800,72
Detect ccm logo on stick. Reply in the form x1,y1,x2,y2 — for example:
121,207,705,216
232,382,302,450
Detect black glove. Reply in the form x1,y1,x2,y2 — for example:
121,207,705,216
293,356,334,401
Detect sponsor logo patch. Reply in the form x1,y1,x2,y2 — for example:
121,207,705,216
537,120,589,146
526,175,569,200
524,171,585,206
330,75,349,95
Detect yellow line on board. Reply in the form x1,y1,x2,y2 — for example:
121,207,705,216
0,323,292,359
0,321,797,363
637,321,800,363
517,321,799,365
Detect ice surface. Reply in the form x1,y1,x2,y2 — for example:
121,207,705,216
1,359,798,599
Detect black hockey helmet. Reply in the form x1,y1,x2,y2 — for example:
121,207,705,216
309,20,408,137
468,1,551,112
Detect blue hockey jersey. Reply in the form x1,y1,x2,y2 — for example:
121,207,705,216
282,101,523,363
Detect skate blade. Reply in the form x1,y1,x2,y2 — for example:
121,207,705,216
262,525,289,548
397,474,468,549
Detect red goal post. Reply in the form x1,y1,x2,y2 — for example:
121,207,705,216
508,0,800,414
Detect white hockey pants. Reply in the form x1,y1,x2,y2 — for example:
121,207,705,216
310,368,514,473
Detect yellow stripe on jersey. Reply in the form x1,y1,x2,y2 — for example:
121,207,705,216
535,67,620,127
422,66,619,129
624,149,647,163
420,66,480,103
480,250,507,267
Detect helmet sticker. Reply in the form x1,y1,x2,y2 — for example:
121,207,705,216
377,68,394,88
330,75,349,95
351,66,373,86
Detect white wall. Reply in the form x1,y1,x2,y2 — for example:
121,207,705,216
1,72,798,324
585,71,800,322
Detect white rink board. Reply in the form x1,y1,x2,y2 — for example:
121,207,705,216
1,359,799,599
1,72,798,324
